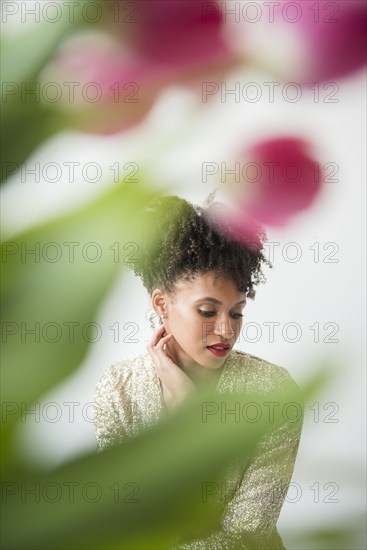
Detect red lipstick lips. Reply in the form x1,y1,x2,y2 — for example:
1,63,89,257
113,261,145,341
206,343,230,357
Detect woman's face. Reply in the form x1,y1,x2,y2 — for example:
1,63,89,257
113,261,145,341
153,270,246,371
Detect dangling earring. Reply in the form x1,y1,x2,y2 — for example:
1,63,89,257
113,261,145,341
146,307,159,331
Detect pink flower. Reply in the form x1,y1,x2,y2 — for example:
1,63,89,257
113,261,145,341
206,137,324,246
40,33,168,134
229,0,367,85
205,202,265,249
121,0,230,69
275,0,367,84
40,1,238,134
241,137,323,225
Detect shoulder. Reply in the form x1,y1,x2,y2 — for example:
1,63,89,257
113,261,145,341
226,349,301,396
227,350,304,438
94,352,165,438
94,352,155,398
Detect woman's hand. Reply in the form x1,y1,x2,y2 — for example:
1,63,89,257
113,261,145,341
147,325,197,413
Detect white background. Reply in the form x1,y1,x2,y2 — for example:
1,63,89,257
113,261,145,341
2,2,366,547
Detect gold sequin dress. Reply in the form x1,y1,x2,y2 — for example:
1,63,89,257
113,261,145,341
94,349,304,549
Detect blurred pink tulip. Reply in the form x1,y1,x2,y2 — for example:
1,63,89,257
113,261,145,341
40,33,169,134
205,202,265,249
241,137,323,225
276,0,367,84
40,1,238,134
123,0,230,68
206,137,323,246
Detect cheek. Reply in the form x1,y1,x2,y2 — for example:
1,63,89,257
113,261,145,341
169,310,203,346
234,320,243,338
168,308,192,338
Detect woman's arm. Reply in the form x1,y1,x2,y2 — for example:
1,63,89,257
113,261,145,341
93,358,169,451
93,364,133,452
95,359,303,548
171,529,285,549
171,373,304,549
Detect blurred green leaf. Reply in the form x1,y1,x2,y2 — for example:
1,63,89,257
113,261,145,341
1,101,66,184
1,176,163,463
285,514,366,549
1,376,320,550
1,4,85,85
0,1,104,182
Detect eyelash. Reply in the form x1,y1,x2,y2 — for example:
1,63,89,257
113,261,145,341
198,310,243,319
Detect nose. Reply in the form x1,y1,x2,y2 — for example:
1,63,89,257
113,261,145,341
213,313,235,340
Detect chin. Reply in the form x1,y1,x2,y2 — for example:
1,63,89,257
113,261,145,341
199,352,226,369
180,346,226,370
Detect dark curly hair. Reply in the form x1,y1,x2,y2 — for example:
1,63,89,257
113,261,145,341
127,195,272,298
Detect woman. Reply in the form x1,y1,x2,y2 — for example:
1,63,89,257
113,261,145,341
94,195,304,549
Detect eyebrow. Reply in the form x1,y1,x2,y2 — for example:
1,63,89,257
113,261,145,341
194,297,246,306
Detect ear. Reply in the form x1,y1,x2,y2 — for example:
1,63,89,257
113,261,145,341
151,288,168,318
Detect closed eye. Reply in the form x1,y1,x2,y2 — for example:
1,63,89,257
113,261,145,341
198,310,216,317
198,310,243,319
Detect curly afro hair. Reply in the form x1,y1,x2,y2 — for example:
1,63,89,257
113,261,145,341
127,195,272,298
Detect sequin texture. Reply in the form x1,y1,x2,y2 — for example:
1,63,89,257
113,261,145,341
94,350,304,549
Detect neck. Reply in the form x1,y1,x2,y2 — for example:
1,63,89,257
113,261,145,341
168,345,224,389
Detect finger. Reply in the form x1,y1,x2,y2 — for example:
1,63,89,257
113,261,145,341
157,333,173,348
152,324,165,340
147,325,166,350
148,335,172,357
147,333,173,370
163,333,173,349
